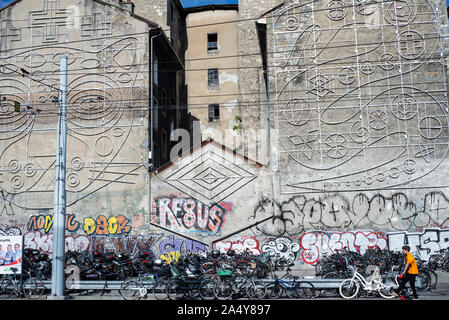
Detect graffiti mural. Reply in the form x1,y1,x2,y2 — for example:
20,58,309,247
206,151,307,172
214,235,261,255
26,213,132,236
154,197,232,236
24,231,90,253
299,230,388,264
252,192,449,236
83,215,132,236
387,228,449,261
27,212,80,233
262,236,300,265
89,234,161,258
159,235,207,263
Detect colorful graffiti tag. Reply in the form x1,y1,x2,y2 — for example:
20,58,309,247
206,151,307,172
159,235,207,263
154,197,231,235
26,213,132,236
299,231,388,264
214,235,261,255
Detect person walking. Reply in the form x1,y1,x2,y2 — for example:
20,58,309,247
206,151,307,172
393,245,419,300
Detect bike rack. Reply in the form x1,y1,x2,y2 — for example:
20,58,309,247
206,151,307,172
39,276,422,291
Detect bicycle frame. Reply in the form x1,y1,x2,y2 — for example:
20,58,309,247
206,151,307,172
347,266,389,292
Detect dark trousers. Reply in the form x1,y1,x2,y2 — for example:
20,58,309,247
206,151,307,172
395,273,418,299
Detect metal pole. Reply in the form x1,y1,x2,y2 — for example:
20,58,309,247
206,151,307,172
149,28,162,222
50,56,68,298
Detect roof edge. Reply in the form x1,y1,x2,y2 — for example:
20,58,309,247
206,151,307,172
153,138,265,176
0,0,22,13
184,3,238,15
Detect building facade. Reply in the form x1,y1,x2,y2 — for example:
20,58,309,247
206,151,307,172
0,0,188,253
1,0,449,272
184,4,240,145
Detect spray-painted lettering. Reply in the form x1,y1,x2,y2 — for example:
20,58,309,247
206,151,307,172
155,197,231,235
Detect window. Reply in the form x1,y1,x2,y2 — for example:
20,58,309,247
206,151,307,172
208,68,219,88
207,33,218,51
208,104,220,122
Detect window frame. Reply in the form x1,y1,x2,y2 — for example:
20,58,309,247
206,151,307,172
207,33,218,51
208,68,219,88
208,103,220,122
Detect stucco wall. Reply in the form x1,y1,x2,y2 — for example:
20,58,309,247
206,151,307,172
0,0,151,248
2,0,449,272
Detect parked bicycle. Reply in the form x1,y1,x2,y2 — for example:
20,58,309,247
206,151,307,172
212,266,267,300
0,267,46,299
119,259,170,300
267,264,316,299
339,265,396,299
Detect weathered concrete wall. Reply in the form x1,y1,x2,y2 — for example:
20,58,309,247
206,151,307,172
0,0,151,250
185,9,240,139
2,0,449,271
262,0,449,267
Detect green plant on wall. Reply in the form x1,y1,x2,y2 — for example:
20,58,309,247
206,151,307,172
232,115,244,153
232,115,243,132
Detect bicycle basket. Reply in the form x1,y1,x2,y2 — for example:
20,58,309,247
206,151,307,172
170,265,181,277
217,269,232,277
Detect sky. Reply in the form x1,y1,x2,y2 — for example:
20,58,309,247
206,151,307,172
0,0,238,9
180,0,238,7
0,0,12,9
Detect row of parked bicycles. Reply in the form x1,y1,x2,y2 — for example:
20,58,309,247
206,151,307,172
0,246,447,300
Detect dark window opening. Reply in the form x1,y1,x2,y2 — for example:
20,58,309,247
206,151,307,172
207,33,218,51
208,104,220,122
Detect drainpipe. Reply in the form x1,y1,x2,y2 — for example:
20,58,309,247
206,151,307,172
149,27,163,222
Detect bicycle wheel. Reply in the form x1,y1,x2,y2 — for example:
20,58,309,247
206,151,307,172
213,278,233,300
0,278,15,299
152,279,169,300
23,277,46,299
378,284,396,299
120,280,143,300
285,282,298,298
267,282,284,299
166,278,191,300
294,281,316,299
198,278,216,300
246,279,267,300
339,279,360,299
428,269,438,288
417,272,431,291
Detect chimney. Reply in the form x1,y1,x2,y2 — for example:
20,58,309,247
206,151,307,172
119,0,135,15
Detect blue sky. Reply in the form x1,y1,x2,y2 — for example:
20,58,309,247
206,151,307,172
180,0,238,7
0,0,13,9
0,0,238,9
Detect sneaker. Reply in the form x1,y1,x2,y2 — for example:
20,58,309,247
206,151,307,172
400,296,406,300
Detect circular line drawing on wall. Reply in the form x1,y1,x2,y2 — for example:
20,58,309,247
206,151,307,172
395,30,425,60
369,110,388,130
282,98,313,126
338,67,356,85
383,0,416,26
95,135,114,157
67,74,124,136
391,94,418,121
324,134,348,159
284,16,299,31
326,0,346,21
418,116,442,140
0,78,34,141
